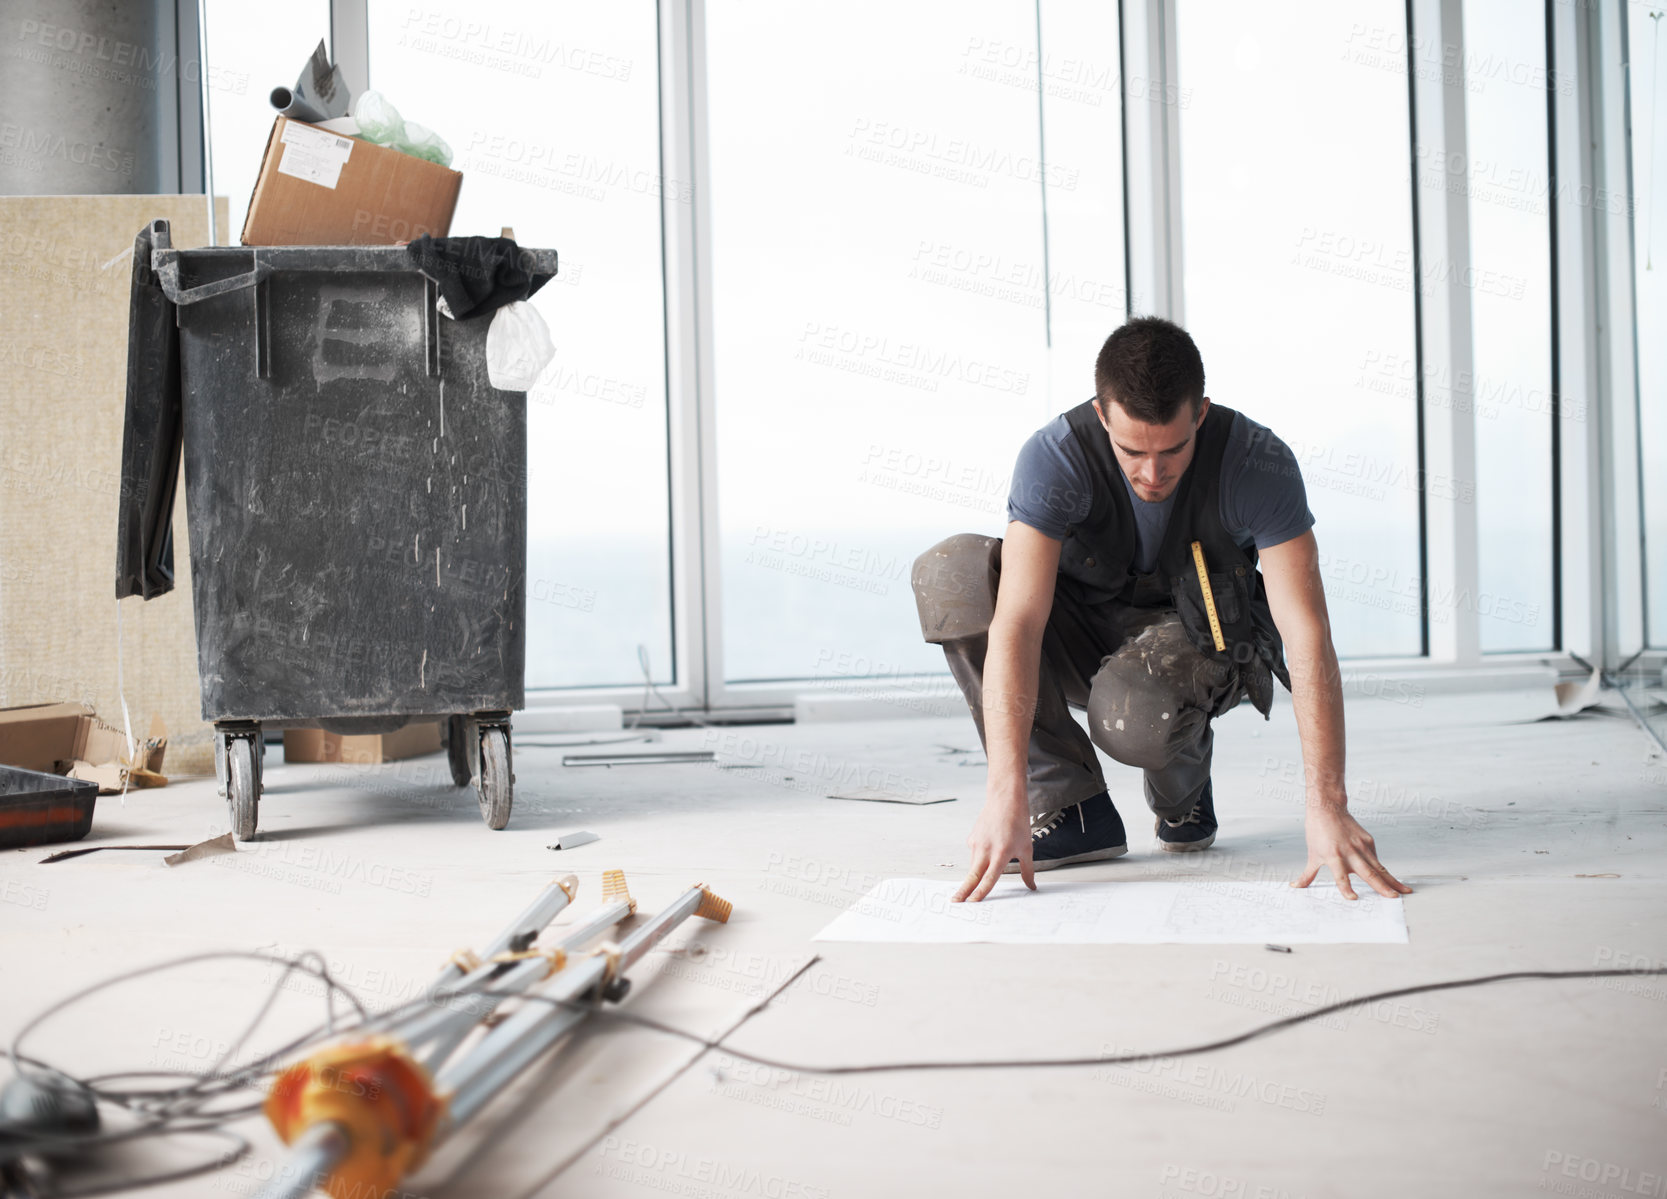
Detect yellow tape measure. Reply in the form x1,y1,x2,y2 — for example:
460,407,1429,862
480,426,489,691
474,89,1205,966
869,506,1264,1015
1190,541,1227,652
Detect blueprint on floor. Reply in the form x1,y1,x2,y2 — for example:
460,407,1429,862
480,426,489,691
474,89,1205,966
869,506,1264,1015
812,877,1408,944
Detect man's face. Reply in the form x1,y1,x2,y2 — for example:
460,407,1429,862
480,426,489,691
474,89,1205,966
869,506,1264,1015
1095,395,1211,503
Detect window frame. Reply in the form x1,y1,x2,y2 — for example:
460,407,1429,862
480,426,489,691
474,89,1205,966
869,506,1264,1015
308,0,1655,723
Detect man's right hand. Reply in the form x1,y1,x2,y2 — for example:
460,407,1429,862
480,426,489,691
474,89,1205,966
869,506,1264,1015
952,522,1060,904
953,784,1035,902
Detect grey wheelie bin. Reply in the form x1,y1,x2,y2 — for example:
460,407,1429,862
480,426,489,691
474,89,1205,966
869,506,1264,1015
115,219,557,839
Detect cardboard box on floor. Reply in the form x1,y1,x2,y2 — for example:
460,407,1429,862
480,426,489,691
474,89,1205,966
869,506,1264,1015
242,116,462,246
284,722,442,765
0,703,168,792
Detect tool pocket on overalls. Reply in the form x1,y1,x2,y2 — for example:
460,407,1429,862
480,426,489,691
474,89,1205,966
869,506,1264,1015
1175,564,1241,651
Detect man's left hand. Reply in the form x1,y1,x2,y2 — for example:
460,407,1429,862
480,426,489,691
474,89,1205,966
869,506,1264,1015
1292,807,1412,900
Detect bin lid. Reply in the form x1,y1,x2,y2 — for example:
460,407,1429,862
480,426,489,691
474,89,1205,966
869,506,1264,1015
114,220,183,600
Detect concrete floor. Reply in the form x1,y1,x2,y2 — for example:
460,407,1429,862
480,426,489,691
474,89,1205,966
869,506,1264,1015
4,687,1666,1198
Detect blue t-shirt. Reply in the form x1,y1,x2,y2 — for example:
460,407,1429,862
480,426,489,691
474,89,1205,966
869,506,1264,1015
1006,406,1314,572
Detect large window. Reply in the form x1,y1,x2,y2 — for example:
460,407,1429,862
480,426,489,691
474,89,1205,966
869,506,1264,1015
367,1,673,688
1633,0,1667,646
1462,0,1557,652
198,1,1649,709
706,0,1124,684
1037,1,1132,407
1176,0,1423,658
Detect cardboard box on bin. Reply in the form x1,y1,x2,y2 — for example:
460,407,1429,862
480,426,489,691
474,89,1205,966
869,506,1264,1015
242,116,461,246
284,722,442,765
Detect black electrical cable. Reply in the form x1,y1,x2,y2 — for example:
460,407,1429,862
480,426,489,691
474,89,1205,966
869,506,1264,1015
0,949,373,1194
6,952,1665,1195
0,945,592,1191
41,1127,251,1199
3,943,585,1158
517,965,1667,1076
7,957,362,1128
7,951,367,1081
626,644,710,729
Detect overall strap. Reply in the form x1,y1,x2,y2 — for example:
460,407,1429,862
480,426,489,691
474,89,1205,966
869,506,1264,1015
1061,399,1115,530
1155,402,1242,580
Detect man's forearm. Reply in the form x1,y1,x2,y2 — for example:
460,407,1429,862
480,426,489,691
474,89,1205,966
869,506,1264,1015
982,620,1042,801
1283,632,1348,810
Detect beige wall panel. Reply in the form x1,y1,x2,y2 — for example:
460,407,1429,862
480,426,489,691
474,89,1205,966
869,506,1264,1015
0,195,228,776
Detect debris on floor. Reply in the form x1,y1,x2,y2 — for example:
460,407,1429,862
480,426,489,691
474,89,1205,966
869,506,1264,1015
0,703,168,795
65,760,167,792
826,787,957,805
548,831,601,851
283,723,441,764
163,834,237,867
1552,666,1604,717
39,844,190,864
563,751,716,767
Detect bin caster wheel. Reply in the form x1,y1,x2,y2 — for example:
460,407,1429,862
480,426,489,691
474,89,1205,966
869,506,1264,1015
445,715,473,787
476,726,512,830
226,737,260,841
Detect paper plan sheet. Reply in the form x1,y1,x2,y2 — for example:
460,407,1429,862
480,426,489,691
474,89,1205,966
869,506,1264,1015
812,877,1408,945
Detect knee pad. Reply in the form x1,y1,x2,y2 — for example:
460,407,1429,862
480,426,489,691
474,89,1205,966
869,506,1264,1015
911,533,1000,644
1086,664,1188,771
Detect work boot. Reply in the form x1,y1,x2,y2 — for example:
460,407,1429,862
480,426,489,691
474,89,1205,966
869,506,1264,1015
1155,779,1218,852
1003,791,1128,873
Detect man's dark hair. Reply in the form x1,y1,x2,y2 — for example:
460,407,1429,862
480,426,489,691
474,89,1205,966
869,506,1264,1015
1093,316,1206,424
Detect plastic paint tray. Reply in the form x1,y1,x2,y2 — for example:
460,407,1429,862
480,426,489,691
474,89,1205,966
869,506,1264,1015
0,765,98,849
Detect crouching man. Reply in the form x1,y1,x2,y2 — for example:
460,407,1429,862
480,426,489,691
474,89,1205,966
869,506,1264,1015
912,317,1411,904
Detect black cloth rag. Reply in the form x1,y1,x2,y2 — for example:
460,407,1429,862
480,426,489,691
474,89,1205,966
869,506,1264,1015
405,235,554,321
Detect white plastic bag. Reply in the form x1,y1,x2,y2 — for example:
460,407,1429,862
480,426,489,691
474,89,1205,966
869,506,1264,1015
486,301,555,391
399,120,453,167
350,89,404,143
350,90,454,167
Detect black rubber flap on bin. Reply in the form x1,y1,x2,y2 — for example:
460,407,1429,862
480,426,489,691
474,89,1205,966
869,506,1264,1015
115,219,183,600
0,765,98,850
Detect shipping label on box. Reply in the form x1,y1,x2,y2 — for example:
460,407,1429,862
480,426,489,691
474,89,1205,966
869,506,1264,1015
276,122,355,189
